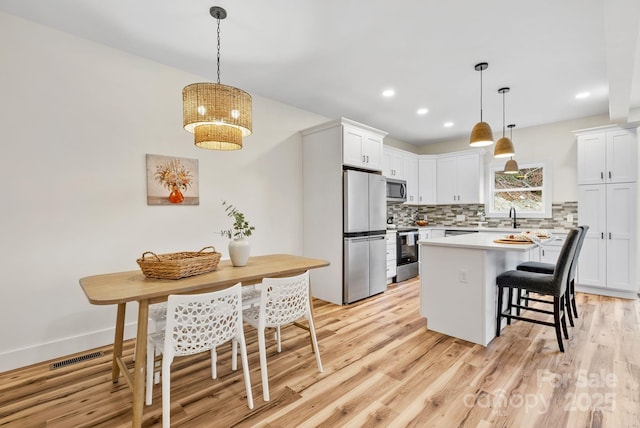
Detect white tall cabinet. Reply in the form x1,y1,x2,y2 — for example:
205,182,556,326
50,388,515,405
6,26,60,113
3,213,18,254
576,125,638,295
302,118,387,305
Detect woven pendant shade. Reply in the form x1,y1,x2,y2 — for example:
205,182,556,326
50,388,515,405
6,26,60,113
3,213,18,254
494,136,515,158
504,158,520,174
469,121,494,147
183,82,252,149
194,123,243,150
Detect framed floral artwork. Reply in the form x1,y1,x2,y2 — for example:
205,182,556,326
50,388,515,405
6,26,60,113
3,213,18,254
146,154,199,205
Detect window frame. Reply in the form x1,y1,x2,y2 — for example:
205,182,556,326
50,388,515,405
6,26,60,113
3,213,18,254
485,160,552,219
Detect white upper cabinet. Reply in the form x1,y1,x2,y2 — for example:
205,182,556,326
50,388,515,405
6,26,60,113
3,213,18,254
343,124,384,171
404,154,419,204
418,157,437,205
577,127,637,185
383,147,405,179
436,152,483,204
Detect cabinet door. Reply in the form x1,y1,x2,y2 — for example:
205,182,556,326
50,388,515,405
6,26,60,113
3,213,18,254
456,154,481,203
606,130,637,183
419,157,437,205
363,133,383,171
606,182,636,290
383,148,404,178
343,126,365,168
404,155,419,204
436,157,457,204
577,185,607,287
577,133,606,185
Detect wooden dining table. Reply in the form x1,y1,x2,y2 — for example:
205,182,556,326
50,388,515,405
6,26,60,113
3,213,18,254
79,253,329,428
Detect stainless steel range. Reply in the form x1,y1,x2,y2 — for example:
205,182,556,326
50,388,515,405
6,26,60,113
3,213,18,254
395,227,419,282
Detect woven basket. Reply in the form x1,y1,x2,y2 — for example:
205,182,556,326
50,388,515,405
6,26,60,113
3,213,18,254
137,246,222,280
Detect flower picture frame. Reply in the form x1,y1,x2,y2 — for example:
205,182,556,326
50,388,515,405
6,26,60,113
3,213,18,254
146,154,199,205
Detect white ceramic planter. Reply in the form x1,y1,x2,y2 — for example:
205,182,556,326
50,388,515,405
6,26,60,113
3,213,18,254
228,238,250,267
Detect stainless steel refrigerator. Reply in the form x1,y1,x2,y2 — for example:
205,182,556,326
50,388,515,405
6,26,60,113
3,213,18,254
343,169,387,304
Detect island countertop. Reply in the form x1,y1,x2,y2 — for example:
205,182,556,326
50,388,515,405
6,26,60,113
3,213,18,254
418,232,543,251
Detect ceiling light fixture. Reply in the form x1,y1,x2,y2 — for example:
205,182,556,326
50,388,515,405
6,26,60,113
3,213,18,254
503,124,520,175
417,108,429,115
183,6,252,150
494,87,515,158
382,89,395,97
575,92,590,99
444,122,454,127
469,62,494,147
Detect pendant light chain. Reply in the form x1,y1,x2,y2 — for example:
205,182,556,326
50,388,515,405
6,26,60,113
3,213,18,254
216,15,221,84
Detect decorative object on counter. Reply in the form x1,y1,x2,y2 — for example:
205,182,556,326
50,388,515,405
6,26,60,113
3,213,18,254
136,246,221,279
415,220,428,226
503,124,520,174
183,6,252,150
146,154,199,205
469,62,494,147
493,87,515,158
220,201,255,267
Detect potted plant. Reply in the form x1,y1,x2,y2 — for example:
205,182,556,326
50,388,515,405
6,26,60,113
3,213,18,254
220,201,255,266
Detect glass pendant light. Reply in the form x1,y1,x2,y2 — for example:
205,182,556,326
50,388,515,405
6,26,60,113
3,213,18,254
469,62,494,147
494,87,515,158
503,124,520,174
183,6,252,150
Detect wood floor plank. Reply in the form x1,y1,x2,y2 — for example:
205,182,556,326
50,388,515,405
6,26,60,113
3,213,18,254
0,280,638,428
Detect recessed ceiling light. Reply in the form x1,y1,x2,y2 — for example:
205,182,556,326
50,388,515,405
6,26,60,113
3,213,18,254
444,122,454,128
382,89,395,97
575,92,590,99
417,108,428,115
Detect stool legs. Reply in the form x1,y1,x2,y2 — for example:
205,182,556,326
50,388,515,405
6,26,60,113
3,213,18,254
553,296,565,353
496,285,504,337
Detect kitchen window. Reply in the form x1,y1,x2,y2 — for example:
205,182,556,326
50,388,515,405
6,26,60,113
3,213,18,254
486,161,551,218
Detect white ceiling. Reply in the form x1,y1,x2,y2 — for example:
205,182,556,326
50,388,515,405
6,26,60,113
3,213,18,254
1,0,639,145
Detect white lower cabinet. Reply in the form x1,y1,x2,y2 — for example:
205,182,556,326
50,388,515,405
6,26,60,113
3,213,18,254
540,235,566,264
577,183,636,292
386,232,397,283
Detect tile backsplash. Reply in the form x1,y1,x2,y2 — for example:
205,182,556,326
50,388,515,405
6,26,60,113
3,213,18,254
387,202,578,230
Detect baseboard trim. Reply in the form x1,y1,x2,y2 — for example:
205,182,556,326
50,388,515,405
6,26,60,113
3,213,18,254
575,284,639,300
0,322,138,373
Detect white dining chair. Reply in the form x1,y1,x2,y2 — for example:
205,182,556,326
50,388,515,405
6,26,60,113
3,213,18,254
145,283,253,428
242,270,323,401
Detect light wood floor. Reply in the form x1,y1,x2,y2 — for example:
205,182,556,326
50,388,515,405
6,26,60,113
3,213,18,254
1,279,639,427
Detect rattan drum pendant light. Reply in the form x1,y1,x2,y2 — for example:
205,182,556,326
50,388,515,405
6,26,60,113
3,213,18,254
503,124,520,174
183,6,252,150
469,62,494,147
494,87,515,158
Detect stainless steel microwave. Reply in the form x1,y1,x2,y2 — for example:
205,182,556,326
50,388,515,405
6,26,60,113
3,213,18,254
386,178,406,204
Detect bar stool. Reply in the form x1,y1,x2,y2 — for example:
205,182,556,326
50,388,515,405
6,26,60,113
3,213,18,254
496,228,580,352
515,225,588,326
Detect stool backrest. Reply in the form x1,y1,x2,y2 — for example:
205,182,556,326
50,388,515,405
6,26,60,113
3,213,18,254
552,228,581,295
568,225,588,282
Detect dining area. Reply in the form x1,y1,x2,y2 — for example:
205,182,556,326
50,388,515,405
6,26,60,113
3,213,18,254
79,254,329,427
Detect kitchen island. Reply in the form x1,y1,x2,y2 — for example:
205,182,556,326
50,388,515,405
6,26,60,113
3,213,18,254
419,232,540,346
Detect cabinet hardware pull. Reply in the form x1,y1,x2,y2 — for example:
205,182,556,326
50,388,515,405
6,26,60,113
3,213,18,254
601,172,604,180
542,249,545,256
362,155,366,162
608,171,611,179
601,232,604,239
366,155,369,163
609,232,612,239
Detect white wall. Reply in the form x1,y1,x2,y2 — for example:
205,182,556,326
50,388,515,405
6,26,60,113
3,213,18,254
0,12,328,372
418,114,613,203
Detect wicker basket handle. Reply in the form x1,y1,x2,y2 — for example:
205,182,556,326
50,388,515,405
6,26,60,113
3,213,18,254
141,251,161,261
198,246,217,253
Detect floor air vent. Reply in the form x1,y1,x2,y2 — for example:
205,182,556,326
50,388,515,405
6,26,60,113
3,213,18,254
49,351,104,370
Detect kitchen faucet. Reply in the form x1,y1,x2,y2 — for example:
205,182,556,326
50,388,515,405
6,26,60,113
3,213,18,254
509,207,519,229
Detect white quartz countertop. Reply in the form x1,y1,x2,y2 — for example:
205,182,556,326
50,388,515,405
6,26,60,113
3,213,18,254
411,226,570,234
418,232,543,251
